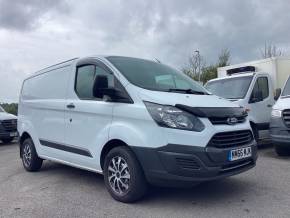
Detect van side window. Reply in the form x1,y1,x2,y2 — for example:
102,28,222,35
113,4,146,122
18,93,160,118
76,65,96,99
250,77,269,102
75,65,114,100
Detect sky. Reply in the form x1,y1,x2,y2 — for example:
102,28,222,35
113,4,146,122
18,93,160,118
0,0,290,102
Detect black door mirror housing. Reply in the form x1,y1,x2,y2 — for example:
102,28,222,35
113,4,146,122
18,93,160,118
93,75,131,102
274,88,281,100
93,75,109,98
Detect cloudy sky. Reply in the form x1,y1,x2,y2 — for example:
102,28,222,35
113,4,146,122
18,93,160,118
0,0,290,102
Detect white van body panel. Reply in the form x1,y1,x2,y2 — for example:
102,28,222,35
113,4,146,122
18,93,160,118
272,76,290,111
273,98,290,111
0,111,17,120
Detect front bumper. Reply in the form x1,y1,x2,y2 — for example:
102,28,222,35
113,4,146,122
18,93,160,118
131,142,257,187
270,117,290,146
0,124,18,139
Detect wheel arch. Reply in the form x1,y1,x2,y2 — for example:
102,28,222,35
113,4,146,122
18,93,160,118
19,132,32,157
100,139,130,170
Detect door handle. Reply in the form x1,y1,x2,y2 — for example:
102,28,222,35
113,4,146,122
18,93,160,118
66,103,75,109
267,104,273,107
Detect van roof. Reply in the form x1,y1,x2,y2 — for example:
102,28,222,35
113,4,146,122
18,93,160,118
207,72,255,83
207,71,273,83
29,55,159,79
31,57,79,78
218,56,290,72
32,55,157,75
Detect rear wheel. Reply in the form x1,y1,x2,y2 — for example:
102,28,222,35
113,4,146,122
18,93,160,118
275,145,290,156
21,138,43,171
1,137,14,144
103,146,147,203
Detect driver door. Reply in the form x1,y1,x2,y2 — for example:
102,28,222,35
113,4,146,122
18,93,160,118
63,62,115,170
248,76,274,127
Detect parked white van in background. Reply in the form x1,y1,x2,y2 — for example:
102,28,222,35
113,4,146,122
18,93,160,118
205,57,290,143
270,76,290,156
18,56,257,202
0,105,18,143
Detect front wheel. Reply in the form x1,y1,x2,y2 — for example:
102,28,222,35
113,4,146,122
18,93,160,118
103,146,147,203
21,138,43,171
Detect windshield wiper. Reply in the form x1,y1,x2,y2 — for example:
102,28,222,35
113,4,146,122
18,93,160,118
167,88,208,95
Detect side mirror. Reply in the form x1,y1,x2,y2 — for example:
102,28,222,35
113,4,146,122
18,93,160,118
250,90,263,103
92,75,131,102
274,88,281,100
93,75,109,98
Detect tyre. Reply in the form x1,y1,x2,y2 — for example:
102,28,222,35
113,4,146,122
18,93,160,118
275,145,290,156
103,146,147,203
21,138,43,171
1,137,14,144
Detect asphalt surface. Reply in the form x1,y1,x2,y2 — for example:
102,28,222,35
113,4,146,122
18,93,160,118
0,142,290,218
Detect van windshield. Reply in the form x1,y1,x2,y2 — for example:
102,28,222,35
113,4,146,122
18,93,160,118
106,56,208,94
205,76,253,99
0,106,4,112
282,77,290,97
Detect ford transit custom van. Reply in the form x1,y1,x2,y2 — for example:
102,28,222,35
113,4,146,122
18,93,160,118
18,56,257,202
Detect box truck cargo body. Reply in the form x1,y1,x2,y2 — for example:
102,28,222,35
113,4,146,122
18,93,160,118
206,57,290,142
217,57,290,91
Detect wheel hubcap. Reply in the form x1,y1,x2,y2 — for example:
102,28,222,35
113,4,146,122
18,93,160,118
108,156,131,195
23,144,32,167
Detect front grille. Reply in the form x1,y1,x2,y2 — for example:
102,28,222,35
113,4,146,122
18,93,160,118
209,116,246,125
176,158,200,170
282,109,290,128
1,119,17,132
208,130,253,148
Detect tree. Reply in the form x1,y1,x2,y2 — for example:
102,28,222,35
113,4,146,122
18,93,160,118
200,65,217,84
182,48,231,84
260,42,283,58
217,48,231,67
0,103,18,115
181,53,205,80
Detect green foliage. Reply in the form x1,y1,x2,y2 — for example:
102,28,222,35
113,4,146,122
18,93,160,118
200,65,217,84
0,103,18,115
217,48,231,67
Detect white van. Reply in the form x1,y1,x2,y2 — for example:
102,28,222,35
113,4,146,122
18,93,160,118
205,71,275,142
206,57,290,143
18,56,257,202
270,76,290,156
0,105,18,143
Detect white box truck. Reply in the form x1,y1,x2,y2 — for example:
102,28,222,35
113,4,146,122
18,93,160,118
205,57,290,142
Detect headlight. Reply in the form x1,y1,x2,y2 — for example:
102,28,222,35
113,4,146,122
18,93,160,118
144,101,205,132
271,109,282,118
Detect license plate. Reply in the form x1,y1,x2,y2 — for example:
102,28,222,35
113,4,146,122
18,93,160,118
10,132,17,137
229,147,252,161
